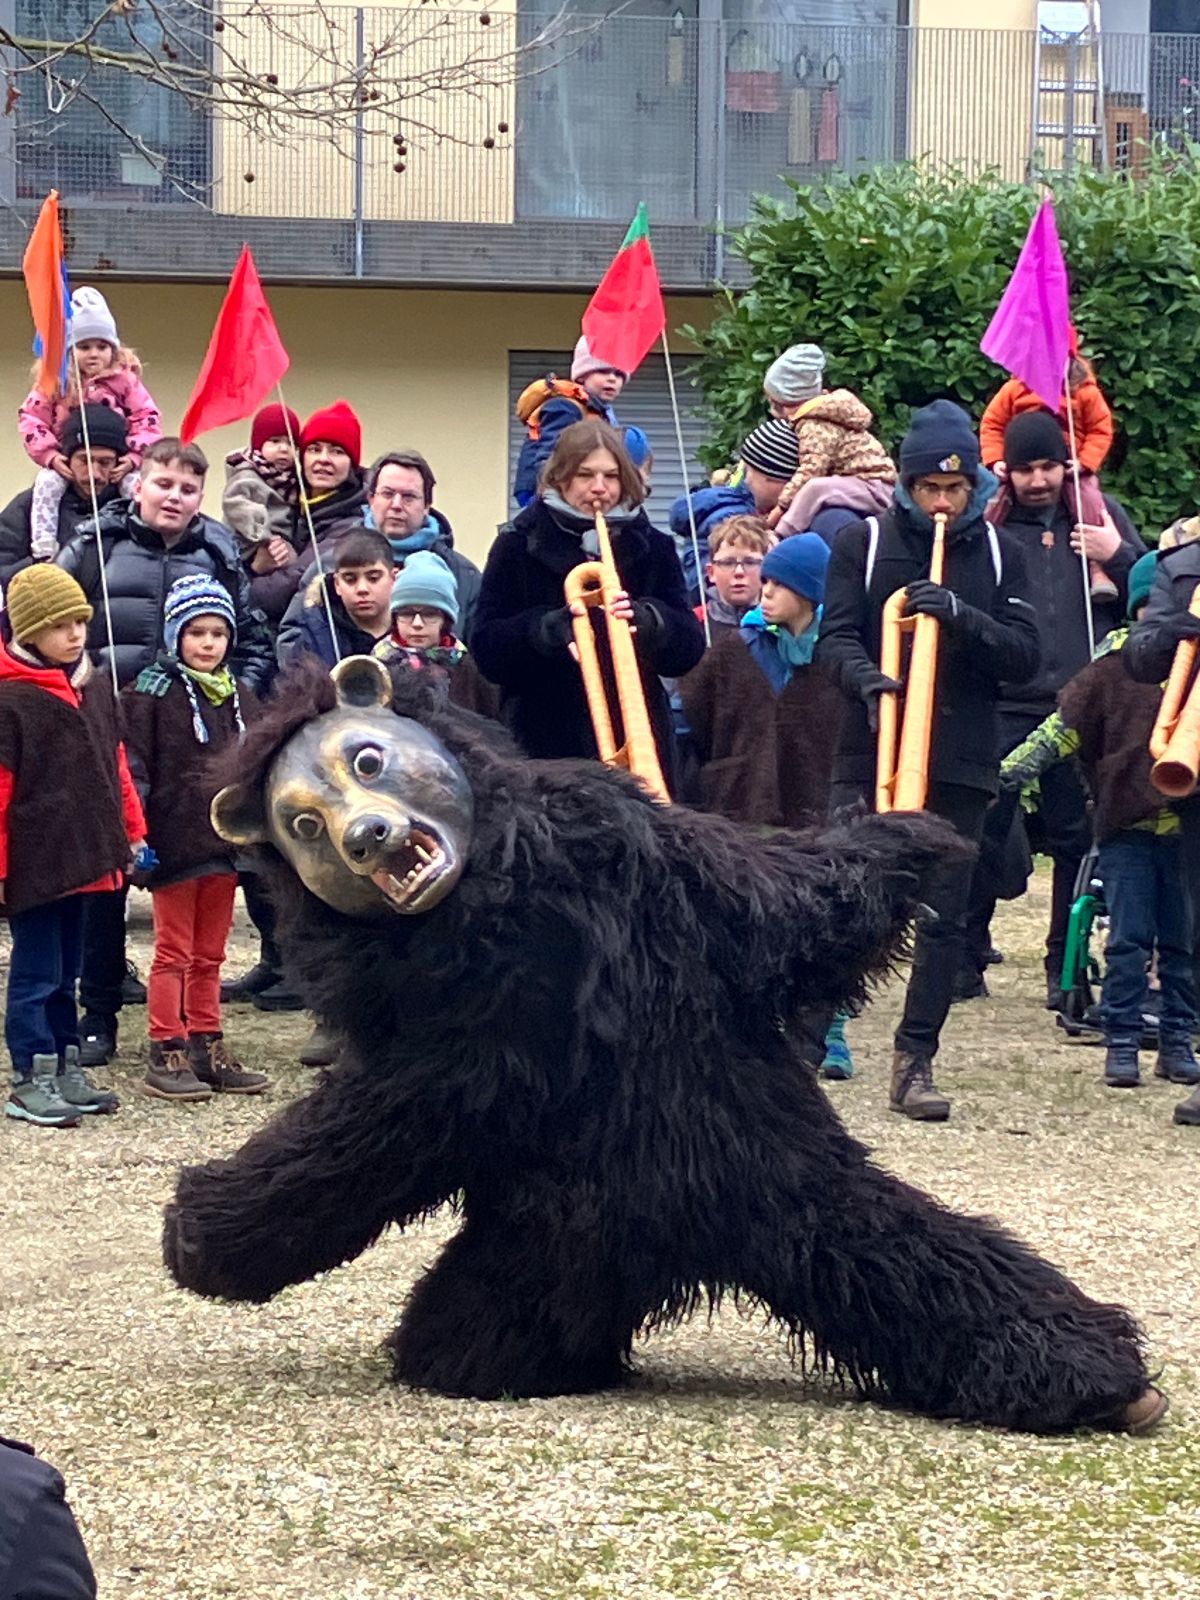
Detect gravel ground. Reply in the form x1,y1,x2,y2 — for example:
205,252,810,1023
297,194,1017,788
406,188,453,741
1,874,1197,1599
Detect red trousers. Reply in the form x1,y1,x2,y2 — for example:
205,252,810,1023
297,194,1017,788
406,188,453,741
148,873,237,1041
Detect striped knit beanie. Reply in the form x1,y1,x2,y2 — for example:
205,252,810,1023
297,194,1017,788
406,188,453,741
163,574,237,657
740,419,800,481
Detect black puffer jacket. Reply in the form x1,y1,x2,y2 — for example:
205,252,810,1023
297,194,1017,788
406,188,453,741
0,480,122,585
56,501,274,692
996,491,1144,716
816,491,1040,795
0,1436,96,1599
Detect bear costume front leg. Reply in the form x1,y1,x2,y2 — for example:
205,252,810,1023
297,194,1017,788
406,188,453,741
164,1055,465,1303
387,1205,638,1399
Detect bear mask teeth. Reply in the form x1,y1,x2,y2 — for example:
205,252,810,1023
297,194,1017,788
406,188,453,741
370,826,450,913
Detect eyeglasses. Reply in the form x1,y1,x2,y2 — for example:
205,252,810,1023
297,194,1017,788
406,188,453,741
711,556,764,570
375,488,424,506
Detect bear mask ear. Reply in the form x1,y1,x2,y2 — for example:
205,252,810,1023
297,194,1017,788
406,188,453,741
210,781,270,846
331,654,393,711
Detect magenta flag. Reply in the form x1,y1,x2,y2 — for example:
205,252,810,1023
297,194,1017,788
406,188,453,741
981,198,1071,408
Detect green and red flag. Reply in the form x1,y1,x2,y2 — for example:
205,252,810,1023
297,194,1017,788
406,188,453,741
582,203,666,378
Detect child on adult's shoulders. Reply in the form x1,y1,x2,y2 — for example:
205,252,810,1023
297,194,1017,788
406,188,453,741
0,565,146,1128
373,551,467,694
123,573,268,1103
222,402,301,575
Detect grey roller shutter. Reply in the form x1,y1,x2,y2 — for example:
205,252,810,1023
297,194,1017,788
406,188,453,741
507,350,710,533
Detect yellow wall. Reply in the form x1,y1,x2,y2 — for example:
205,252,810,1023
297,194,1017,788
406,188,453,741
0,282,713,568
914,0,1037,24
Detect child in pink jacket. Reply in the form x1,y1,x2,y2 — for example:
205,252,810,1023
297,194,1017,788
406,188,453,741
18,287,161,561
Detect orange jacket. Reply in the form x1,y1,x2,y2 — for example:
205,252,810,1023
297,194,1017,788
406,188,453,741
980,371,1113,474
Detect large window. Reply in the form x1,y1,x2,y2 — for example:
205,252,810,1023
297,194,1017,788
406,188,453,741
13,1,209,201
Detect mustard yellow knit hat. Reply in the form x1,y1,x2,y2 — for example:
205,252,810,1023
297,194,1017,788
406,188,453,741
6,565,93,645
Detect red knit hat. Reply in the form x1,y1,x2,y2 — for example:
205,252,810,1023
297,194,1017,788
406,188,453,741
251,402,300,454
300,399,362,463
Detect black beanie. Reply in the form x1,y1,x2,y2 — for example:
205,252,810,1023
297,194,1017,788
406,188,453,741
899,400,980,481
1003,409,1069,469
59,403,128,460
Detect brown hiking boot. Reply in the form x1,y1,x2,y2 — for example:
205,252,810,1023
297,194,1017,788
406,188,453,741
187,1033,270,1095
1120,1385,1169,1435
889,1049,951,1122
145,1039,213,1102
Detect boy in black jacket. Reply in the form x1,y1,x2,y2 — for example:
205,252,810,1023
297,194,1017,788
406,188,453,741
816,400,1040,1122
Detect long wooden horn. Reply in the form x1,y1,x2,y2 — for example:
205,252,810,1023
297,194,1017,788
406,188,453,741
875,512,947,814
564,510,670,804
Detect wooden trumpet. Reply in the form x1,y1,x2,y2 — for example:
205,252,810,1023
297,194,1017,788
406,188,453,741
875,512,948,814
1149,590,1200,799
564,510,670,804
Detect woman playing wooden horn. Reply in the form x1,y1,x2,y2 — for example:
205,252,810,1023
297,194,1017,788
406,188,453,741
472,421,705,795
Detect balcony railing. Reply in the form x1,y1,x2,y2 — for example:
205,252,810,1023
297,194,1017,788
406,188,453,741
1,13,1197,289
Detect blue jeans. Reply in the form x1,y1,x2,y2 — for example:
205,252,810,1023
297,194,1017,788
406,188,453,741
5,894,84,1076
1098,831,1195,1043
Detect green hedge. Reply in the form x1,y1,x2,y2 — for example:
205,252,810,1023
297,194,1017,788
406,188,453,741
683,155,1200,535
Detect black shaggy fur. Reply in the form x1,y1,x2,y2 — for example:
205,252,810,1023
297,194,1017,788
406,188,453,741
164,661,1149,1432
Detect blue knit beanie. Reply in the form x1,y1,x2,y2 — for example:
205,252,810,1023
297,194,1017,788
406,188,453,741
390,550,458,628
163,574,236,657
899,400,980,482
623,426,652,469
1127,551,1158,620
761,532,830,605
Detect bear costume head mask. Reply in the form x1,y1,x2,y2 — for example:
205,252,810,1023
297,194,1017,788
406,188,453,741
211,656,473,919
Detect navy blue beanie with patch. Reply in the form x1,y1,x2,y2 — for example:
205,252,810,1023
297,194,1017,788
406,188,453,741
761,532,830,606
899,400,980,482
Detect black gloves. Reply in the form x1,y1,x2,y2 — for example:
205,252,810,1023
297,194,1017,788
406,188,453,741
534,606,575,654
903,580,960,624
1156,608,1200,647
857,668,903,735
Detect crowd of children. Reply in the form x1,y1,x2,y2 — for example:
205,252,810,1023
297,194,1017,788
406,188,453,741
2,294,1197,1135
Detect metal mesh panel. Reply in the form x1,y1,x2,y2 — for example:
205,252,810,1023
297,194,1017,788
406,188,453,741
1,15,1199,288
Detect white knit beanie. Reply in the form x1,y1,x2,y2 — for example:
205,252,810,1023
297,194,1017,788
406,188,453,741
70,286,119,350
763,342,826,406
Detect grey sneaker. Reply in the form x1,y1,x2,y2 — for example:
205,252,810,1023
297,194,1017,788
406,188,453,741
58,1044,120,1114
7,1056,83,1128
298,1023,340,1068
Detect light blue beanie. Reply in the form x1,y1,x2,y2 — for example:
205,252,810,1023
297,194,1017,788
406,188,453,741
389,550,458,629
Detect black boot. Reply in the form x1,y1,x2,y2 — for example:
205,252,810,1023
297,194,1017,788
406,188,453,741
1104,1039,1140,1089
1155,1036,1200,1086
78,1013,117,1068
1174,1086,1200,1126
221,960,279,1003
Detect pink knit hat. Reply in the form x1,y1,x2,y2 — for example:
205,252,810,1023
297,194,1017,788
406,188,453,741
571,336,626,383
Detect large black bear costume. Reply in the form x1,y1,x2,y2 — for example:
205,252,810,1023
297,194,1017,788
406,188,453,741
164,657,1159,1434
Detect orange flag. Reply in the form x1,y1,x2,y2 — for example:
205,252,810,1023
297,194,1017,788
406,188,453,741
181,247,290,441
22,192,70,397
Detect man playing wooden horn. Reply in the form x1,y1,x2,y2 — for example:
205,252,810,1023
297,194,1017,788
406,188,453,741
817,401,1040,1122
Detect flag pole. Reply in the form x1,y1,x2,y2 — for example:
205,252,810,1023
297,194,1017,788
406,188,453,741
71,347,121,700
1061,359,1096,658
660,328,710,647
276,384,343,664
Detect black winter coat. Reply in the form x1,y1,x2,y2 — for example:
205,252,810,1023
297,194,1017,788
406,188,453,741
1126,541,1200,684
57,502,274,693
277,574,385,671
997,492,1144,716
472,499,705,779
0,480,122,585
816,503,1040,794
0,1438,96,1598
250,476,368,623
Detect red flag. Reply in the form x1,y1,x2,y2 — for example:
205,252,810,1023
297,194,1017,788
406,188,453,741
181,247,289,441
980,198,1071,408
582,204,666,378
22,192,70,398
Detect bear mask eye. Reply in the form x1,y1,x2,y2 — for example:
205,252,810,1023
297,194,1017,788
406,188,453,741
353,745,385,781
291,811,325,841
